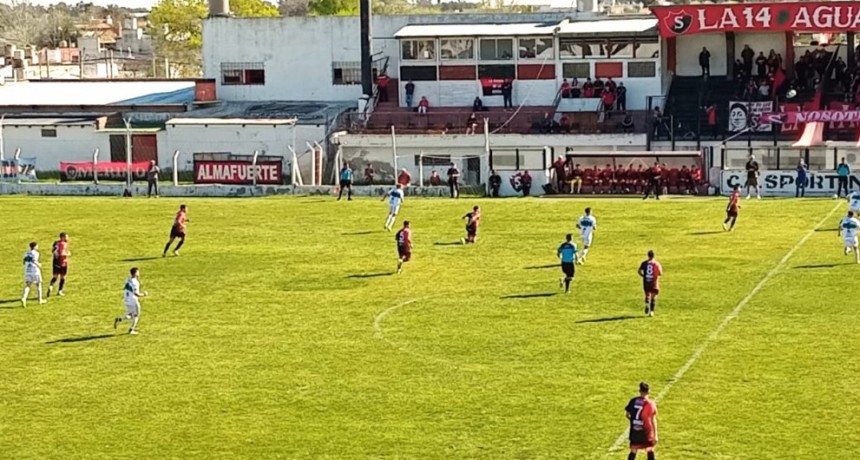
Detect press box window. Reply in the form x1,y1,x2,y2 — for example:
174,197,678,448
41,128,57,138
221,62,266,86
479,38,514,61
628,61,656,78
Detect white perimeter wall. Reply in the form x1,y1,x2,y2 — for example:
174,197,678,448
676,33,727,77
2,125,110,170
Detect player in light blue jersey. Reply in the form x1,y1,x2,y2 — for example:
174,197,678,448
383,184,405,231
838,211,860,263
557,234,578,294
576,207,597,264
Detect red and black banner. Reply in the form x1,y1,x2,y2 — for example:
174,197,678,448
60,161,150,182
193,160,283,185
652,3,860,37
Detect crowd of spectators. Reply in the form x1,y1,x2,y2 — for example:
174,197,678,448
558,77,628,111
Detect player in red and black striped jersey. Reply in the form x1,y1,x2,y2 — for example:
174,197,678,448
625,381,658,460
723,185,741,231
47,232,70,298
395,221,413,274
638,250,663,317
163,204,189,257
462,206,481,244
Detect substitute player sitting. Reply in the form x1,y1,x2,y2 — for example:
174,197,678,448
383,184,405,231
21,241,46,307
163,204,189,257
839,211,860,264
638,250,663,317
114,267,148,335
557,234,577,294
625,381,659,460
576,207,597,264
395,221,413,274
462,206,481,244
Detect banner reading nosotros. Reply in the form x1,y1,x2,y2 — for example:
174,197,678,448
652,3,860,37
721,170,860,196
193,161,283,185
60,161,150,182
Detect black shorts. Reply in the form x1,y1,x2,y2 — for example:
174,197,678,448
745,176,758,187
561,262,575,278
340,179,352,187
630,429,655,448
727,208,738,217
397,245,411,262
170,225,186,239
643,281,659,295
466,224,477,236
53,264,68,276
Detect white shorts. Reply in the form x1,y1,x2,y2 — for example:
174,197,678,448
844,236,859,248
124,300,141,316
389,204,401,215
25,273,42,284
581,232,594,247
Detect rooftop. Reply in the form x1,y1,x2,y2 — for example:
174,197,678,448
178,100,355,125
0,80,196,107
393,17,657,38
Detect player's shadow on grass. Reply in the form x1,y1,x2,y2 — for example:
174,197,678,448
342,231,375,236
793,263,851,269
46,334,117,344
500,293,557,299
434,241,463,246
0,298,22,307
524,264,556,270
689,231,723,236
121,257,160,262
575,315,643,324
347,273,394,279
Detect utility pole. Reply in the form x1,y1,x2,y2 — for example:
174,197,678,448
359,0,373,97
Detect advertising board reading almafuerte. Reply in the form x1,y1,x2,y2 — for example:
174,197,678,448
652,2,860,37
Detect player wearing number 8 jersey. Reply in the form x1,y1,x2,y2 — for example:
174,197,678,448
625,381,658,460
638,251,663,317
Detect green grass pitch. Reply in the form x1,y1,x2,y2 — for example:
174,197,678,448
1,195,858,460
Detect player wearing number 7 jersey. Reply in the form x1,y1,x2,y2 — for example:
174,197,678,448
625,381,658,460
638,250,663,317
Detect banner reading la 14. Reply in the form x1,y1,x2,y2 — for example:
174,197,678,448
194,160,283,185
721,170,860,196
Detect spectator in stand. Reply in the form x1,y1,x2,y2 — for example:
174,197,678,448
570,163,584,194
755,52,768,78
417,96,429,114
446,163,461,198
560,78,571,98
606,77,617,95
397,168,412,187
734,59,746,83
652,107,663,137
699,47,711,76
593,78,604,97
511,170,533,196
404,80,415,108
376,72,390,103
146,160,160,198
559,113,571,133
465,112,479,135
552,156,566,192
796,159,808,198
837,157,851,198
429,170,442,186
601,90,616,117
582,78,594,98
767,50,779,74
489,170,502,197
502,79,513,109
570,77,581,98
364,164,374,185
616,82,627,111
741,45,755,76
621,113,634,133
758,80,771,100
705,103,719,139
472,97,485,112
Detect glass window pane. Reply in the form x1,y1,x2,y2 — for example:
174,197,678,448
440,39,474,60
480,39,496,60
562,62,590,79
492,153,518,170
497,39,513,60
417,40,435,60
402,41,415,60
519,37,553,59
636,39,660,59
607,40,634,58
628,61,656,78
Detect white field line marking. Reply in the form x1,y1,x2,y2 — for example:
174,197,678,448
607,202,842,454
373,297,484,370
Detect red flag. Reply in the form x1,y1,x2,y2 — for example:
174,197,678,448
772,67,785,97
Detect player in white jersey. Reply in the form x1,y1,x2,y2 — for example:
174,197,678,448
848,191,860,215
838,211,860,263
576,207,597,264
383,183,405,231
114,267,148,335
21,242,46,307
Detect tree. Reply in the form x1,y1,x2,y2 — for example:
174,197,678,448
278,0,311,17
149,0,278,76
309,0,357,16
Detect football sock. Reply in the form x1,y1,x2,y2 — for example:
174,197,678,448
37,284,43,302
22,286,30,300
163,242,171,254
49,277,57,287
628,453,637,460
175,239,185,251
647,452,655,460
644,298,650,311
564,278,571,292
130,315,140,331
650,299,656,313
730,217,737,229
58,278,65,291
582,248,589,258
723,217,730,224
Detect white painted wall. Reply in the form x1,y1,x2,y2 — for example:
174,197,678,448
517,80,557,106
2,124,110,170
677,33,727,77
438,81,481,107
